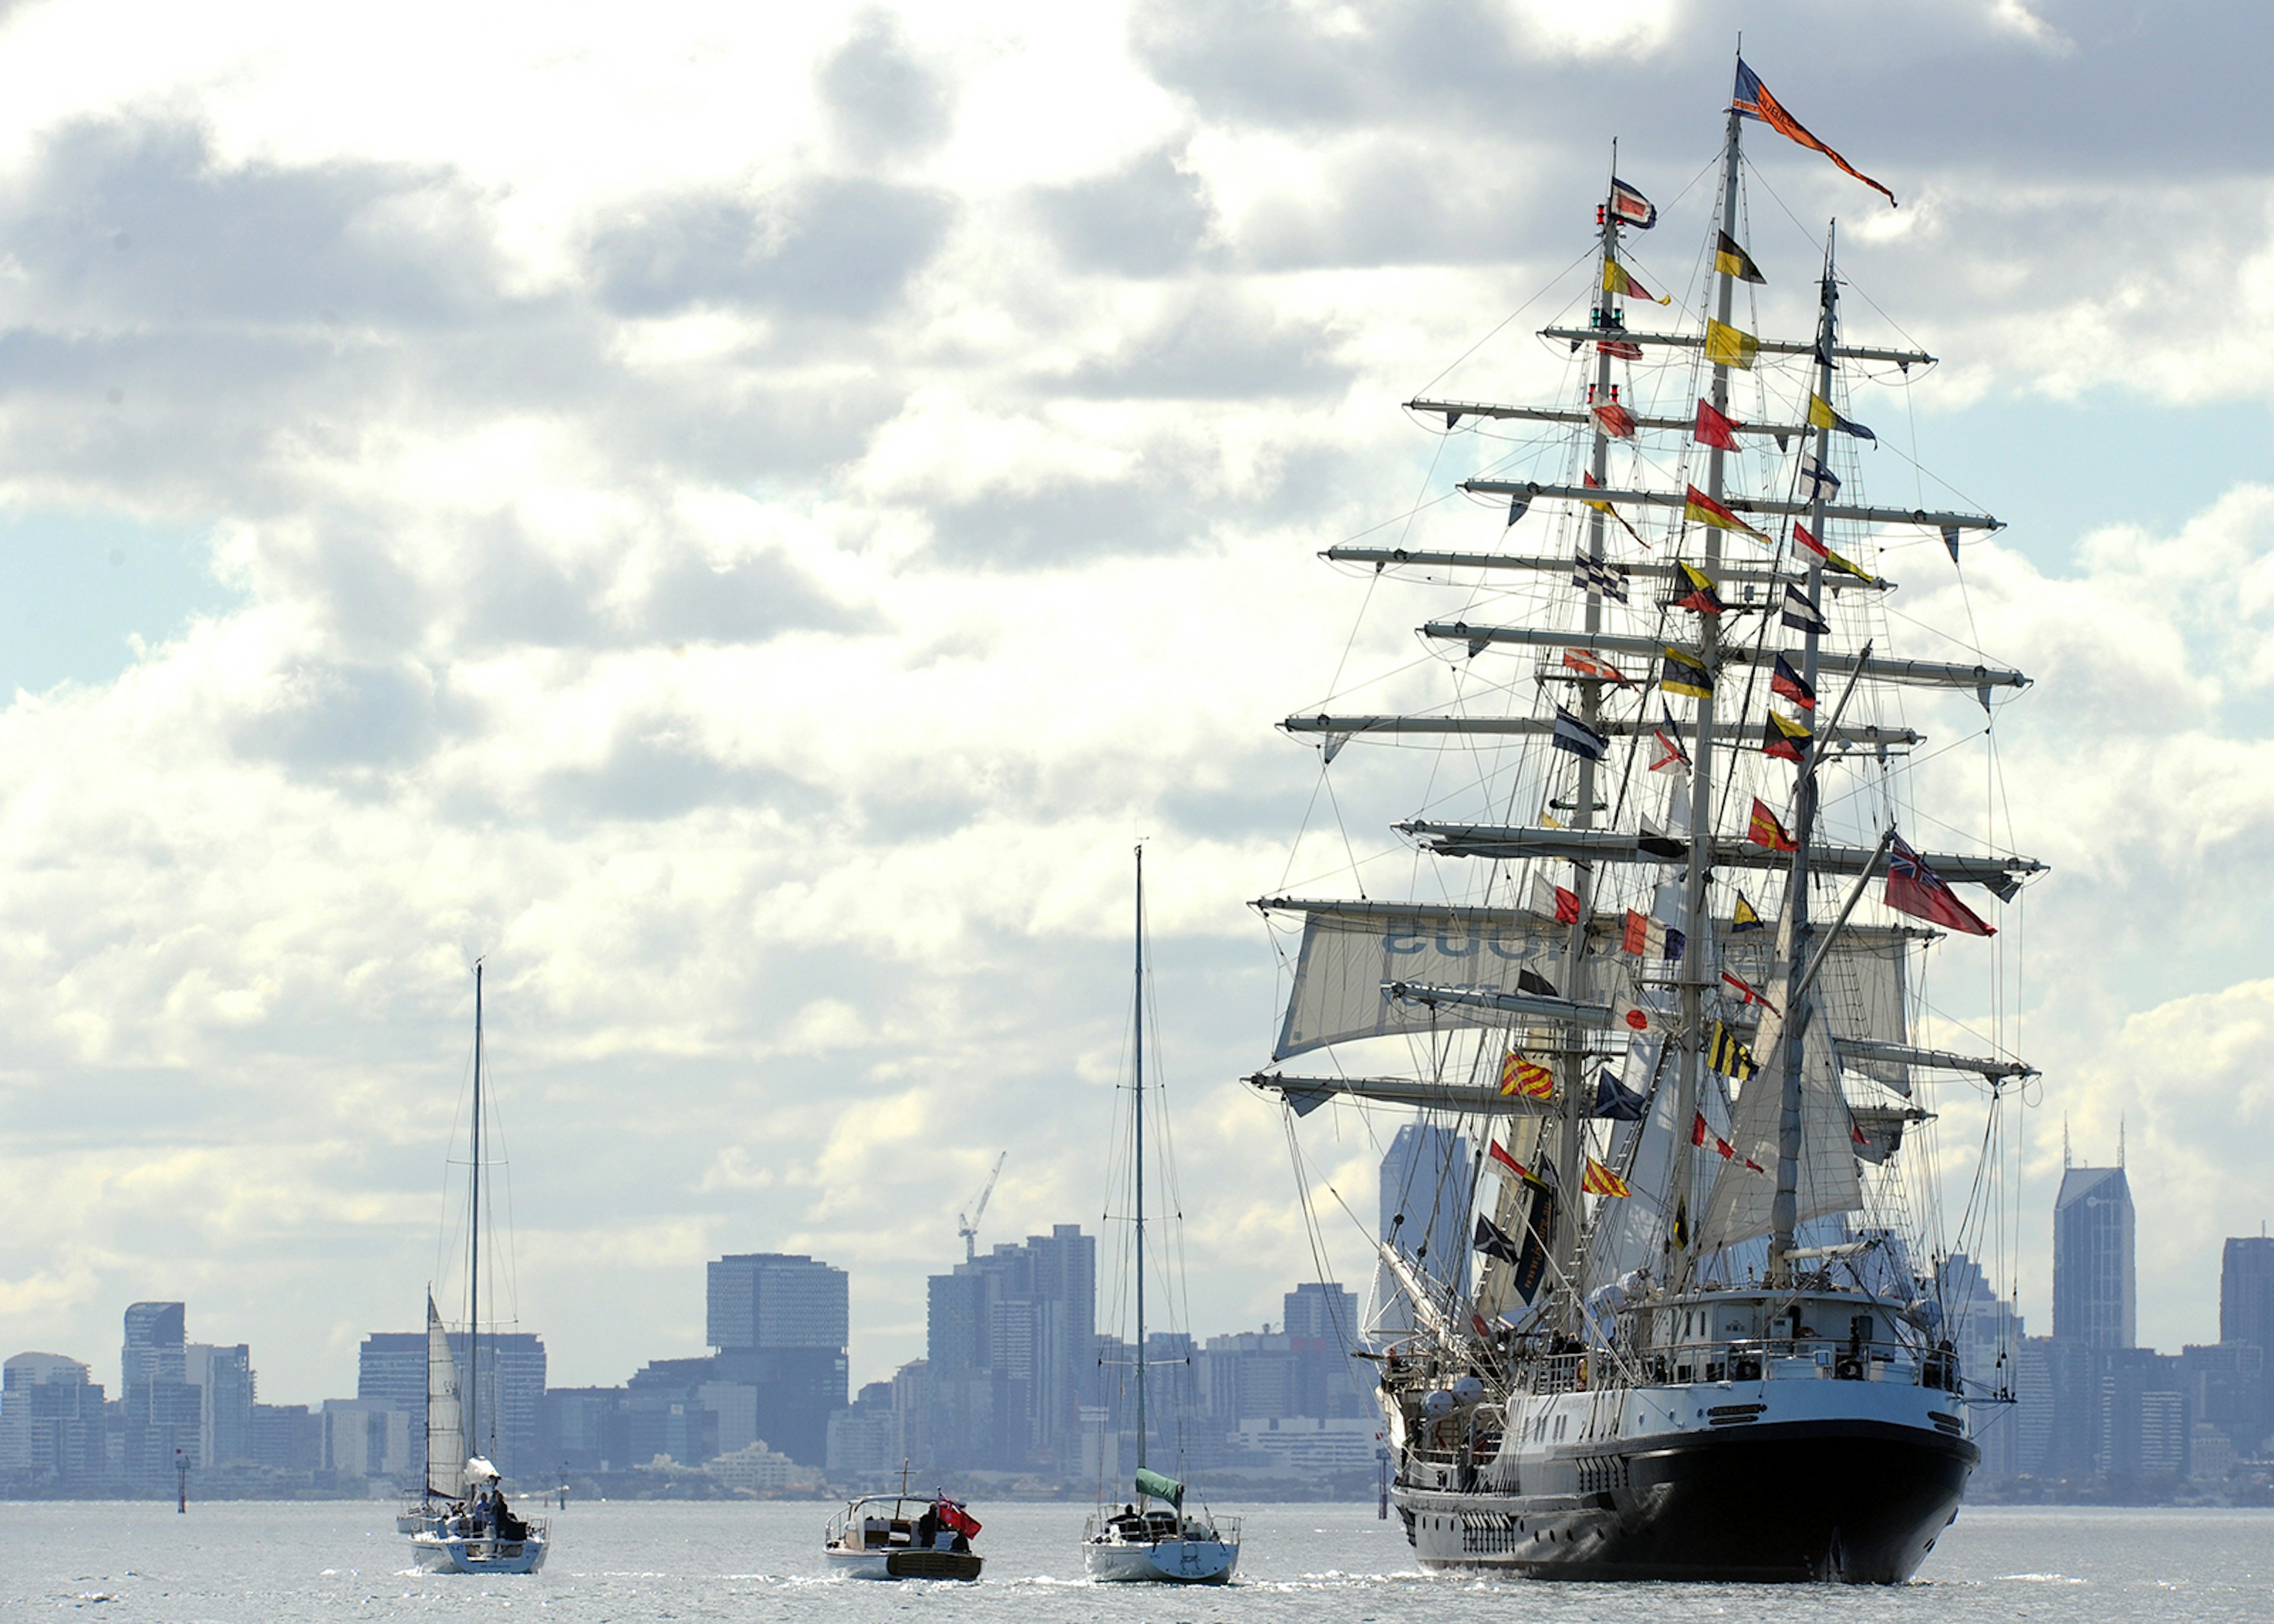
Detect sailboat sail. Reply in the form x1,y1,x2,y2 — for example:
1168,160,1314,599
425,1292,465,1500
1268,896,1913,1059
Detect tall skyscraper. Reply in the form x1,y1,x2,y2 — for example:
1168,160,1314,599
2219,1234,2274,1454
922,1225,1096,1472
120,1302,186,1391
185,1343,254,1470
2220,1236,2274,1349
706,1252,850,1467
119,1303,198,1490
355,1326,545,1479
1375,1123,1473,1333
2053,1163,2135,1349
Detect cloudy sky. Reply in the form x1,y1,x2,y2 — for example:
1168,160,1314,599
0,0,2268,1407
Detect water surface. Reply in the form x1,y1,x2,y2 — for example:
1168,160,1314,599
2,1498,2268,1621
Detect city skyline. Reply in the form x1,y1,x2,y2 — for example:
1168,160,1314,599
13,1201,2274,1498
3,4,2274,1403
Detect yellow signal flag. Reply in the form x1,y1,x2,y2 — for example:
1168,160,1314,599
1714,231,1766,285
1706,1021,1759,1081
1582,1157,1632,1198
1499,1050,1556,1101
1704,319,1760,371
1602,259,1672,305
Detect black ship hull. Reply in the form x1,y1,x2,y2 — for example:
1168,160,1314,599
1401,1416,1977,1584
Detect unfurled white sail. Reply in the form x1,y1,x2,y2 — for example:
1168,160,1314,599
1269,901,1609,1059
1270,898,1913,1060
425,1293,465,1501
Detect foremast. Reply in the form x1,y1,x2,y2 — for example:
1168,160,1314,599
1669,95,1748,1296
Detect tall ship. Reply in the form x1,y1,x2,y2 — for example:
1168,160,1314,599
1249,59,2039,1583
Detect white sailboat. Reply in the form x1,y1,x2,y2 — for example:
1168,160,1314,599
1083,847,1240,1585
405,963,549,1575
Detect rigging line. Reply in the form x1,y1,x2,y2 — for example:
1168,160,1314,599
1738,155,1940,372
1276,758,1336,895
1328,484,1472,549
1412,243,1598,398
1319,761,1367,901
1325,549,1387,706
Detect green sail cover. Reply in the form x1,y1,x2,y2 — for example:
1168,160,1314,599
1134,1467,1184,1508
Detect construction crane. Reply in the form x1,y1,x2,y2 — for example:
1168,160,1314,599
958,1151,1007,1262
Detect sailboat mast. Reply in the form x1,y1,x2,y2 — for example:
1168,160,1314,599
1769,227,1839,1276
1132,845,1147,1482
1673,83,1747,1288
1554,146,1621,1298
468,960,483,1459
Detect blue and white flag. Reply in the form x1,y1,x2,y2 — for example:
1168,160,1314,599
1573,552,1630,603
1551,706,1610,761
1781,583,1830,635
1610,178,1657,229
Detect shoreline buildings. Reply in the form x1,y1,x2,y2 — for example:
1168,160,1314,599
9,1134,2274,1501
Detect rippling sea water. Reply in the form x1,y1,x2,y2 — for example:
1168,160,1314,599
3,1498,2269,1622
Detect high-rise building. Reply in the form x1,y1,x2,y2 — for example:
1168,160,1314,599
2052,1164,2135,1349
250,1403,324,1473
2013,1336,2054,1477
704,1252,850,1468
0,1353,107,1486
1375,1123,1473,1333
185,1343,255,1470
2220,1236,2274,1356
323,1399,414,1482
120,1303,186,1391
2178,1341,2266,1461
458,1333,547,1480
922,1226,1097,1472
2095,1348,2187,1481
542,1386,629,1475
1936,1253,2024,1481
119,1303,198,1491
356,1325,544,1480
358,1333,427,1416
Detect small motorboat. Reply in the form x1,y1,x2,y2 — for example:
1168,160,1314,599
824,1481,982,1581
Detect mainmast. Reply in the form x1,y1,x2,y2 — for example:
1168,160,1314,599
468,960,484,1459
1671,89,1748,1291
1132,845,1148,1484
1768,227,1839,1277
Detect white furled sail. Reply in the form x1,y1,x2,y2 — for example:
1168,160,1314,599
1696,977,1863,1253
425,1292,465,1501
